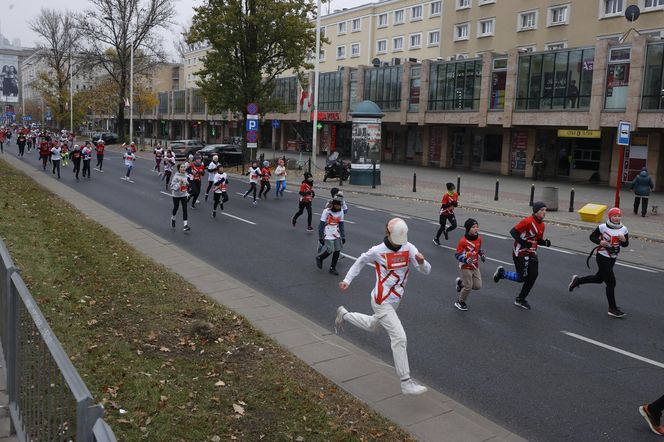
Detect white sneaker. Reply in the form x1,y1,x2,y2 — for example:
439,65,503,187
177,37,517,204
401,379,427,395
334,306,348,334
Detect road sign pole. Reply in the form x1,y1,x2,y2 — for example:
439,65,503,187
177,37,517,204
615,144,625,208
311,0,322,173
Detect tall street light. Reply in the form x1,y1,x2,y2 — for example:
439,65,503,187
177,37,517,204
311,0,322,171
104,15,134,144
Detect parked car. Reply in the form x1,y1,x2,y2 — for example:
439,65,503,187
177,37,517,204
169,139,206,158
90,132,118,144
199,144,244,167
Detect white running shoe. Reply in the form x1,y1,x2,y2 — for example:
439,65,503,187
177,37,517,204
334,306,348,334
401,379,427,395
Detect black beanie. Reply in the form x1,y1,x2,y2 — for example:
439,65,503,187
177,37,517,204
532,201,547,214
464,218,478,232
446,182,455,191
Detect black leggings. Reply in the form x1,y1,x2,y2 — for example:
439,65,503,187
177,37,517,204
634,196,649,216
577,254,617,309
172,196,188,221
213,192,226,212
188,180,201,206
259,181,271,198
436,214,457,239
206,181,214,196
96,155,104,170
649,394,664,419
82,160,91,177
52,160,61,178
163,171,172,189
513,255,539,300
318,250,340,268
293,201,312,227
244,182,257,201
18,144,25,156
72,159,81,178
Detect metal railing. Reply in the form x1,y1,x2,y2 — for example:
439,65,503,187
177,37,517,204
0,239,116,442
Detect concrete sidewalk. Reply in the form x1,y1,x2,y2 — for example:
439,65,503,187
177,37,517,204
2,154,525,441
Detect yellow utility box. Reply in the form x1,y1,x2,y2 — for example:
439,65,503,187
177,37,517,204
578,204,607,223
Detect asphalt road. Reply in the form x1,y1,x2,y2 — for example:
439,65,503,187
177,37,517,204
6,143,664,441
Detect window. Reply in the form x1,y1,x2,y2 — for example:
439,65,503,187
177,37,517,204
351,18,361,32
549,5,569,25
319,49,326,61
393,36,404,52
378,13,388,27
605,47,631,109
490,58,508,109
602,0,624,16
411,5,423,20
457,0,470,9
318,71,344,111
454,23,469,40
321,26,326,38
337,22,347,34
644,0,664,8
478,18,495,37
430,1,441,16
479,0,496,4
545,42,568,50
394,9,405,24
377,39,388,54
336,45,346,59
515,48,595,110
428,59,483,110
519,45,536,52
351,43,361,57
409,33,422,49
428,30,440,46
642,43,664,109
363,65,403,111
518,11,537,30
409,66,421,112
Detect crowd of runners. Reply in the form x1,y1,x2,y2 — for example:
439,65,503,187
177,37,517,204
1,124,662,435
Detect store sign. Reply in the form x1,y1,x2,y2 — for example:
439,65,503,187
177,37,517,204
511,131,528,171
315,111,341,121
557,129,601,139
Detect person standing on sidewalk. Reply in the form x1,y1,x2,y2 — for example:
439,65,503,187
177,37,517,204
640,395,664,435
243,161,261,204
70,145,82,180
170,163,191,232
204,155,219,201
186,155,205,209
493,201,551,310
631,167,654,217
211,164,229,218
531,147,545,181
335,218,431,395
122,147,136,181
316,197,345,275
433,182,458,245
292,172,315,232
568,207,628,318
81,142,92,179
50,143,62,179
453,218,486,311
94,140,105,172
274,158,287,198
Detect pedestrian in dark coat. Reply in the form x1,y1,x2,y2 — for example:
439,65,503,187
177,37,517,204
631,167,654,217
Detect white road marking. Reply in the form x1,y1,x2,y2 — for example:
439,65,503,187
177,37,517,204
159,191,172,197
284,189,294,193
354,205,376,211
389,213,411,219
313,212,356,224
546,247,576,255
482,232,509,240
615,262,658,273
485,257,514,266
222,212,257,225
562,331,664,369
341,252,358,260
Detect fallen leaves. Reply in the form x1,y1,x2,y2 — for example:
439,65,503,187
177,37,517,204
232,403,245,416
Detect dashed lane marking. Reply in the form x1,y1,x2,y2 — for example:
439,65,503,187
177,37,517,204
562,331,664,369
546,247,576,255
615,262,658,273
354,205,376,211
313,212,356,224
222,212,257,225
482,232,510,240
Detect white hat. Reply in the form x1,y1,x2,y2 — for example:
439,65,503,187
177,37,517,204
387,218,408,245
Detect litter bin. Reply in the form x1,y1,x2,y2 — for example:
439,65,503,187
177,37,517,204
541,186,559,211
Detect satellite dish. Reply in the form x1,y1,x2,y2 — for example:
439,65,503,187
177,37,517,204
371,58,381,67
625,5,640,22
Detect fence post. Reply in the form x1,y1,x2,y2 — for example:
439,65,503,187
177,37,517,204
456,176,461,196
412,173,417,192
569,188,575,213
307,158,312,175
494,179,499,201
372,161,376,189
529,184,535,207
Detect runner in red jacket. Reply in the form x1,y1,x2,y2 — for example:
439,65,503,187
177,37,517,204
292,172,315,231
433,182,459,245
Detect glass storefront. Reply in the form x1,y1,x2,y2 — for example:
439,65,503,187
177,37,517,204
318,71,343,111
490,58,507,110
642,43,664,110
363,65,403,111
158,92,168,114
173,90,186,114
349,69,359,111
428,59,482,111
192,89,206,113
409,66,421,112
271,76,298,113
516,48,595,110
604,47,631,110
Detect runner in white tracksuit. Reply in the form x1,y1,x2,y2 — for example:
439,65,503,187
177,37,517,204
335,218,431,395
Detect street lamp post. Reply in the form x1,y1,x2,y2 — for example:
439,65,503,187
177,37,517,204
70,52,74,133
311,0,322,172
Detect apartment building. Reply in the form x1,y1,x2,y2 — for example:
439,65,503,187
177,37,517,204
183,42,210,89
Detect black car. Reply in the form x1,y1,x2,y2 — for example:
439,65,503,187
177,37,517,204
170,139,206,158
90,132,118,144
199,144,244,167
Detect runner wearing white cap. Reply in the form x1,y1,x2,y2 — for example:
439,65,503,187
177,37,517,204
335,218,431,395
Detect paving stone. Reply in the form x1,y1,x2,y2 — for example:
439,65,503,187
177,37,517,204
289,341,351,365
237,305,288,321
409,410,497,442
373,393,452,427
253,316,303,335
313,354,380,383
340,370,403,403
271,329,325,349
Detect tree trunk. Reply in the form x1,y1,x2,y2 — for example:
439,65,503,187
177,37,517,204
117,99,126,143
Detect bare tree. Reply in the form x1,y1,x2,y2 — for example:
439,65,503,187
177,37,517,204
77,0,175,142
172,22,192,61
29,9,81,130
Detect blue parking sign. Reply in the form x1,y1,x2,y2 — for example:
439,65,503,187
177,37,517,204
246,119,259,132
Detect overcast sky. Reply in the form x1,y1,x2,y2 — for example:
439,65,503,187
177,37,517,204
1,0,367,60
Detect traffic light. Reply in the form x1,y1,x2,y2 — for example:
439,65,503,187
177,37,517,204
316,122,323,130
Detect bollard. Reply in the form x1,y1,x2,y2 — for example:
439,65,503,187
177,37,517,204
339,161,343,187
456,175,461,196
529,184,535,206
372,161,376,189
412,173,417,192
494,179,499,201
569,188,575,213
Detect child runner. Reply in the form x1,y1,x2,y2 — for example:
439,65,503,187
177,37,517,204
16,132,26,157
640,394,664,435
60,142,69,167
94,140,105,172
50,143,62,179
433,182,458,245
162,150,176,190
170,163,191,231
292,172,315,231
258,160,272,199
211,164,229,218
335,218,431,395
453,218,486,311
205,155,219,201
81,142,92,179
122,147,136,181
330,188,348,214
568,207,629,318
316,196,345,275
70,145,82,180
243,161,261,205
493,201,551,310
274,158,287,198
186,155,205,209
39,138,51,170
153,144,164,173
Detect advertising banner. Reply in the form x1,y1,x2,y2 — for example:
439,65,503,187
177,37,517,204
0,55,19,103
